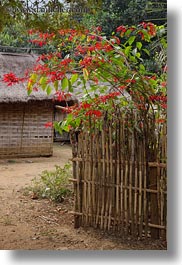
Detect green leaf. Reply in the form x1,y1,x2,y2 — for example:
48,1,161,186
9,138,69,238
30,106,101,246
136,52,141,59
27,89,32,96
125,29,133,36
39,76,48,91
70,73,78,85
53,80,59,91
136,42,142,50
68,80,73,92
61,77,68,90
75,117,81,127
143,48,150,56
83,68,89,81
29,73,38,87
46,85,52,95
124,46,132,56
139,64,145,72
60,121,70,132
128,36,136,45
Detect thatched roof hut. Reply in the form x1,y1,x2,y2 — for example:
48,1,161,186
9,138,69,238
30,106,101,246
0,52,55,158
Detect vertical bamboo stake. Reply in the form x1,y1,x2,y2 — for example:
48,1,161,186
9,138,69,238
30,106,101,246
100,128,106,229
120,119,124,231
143,161,148,237
124,161,128,234
138,160,143,238
157,164,161,238
115,122,120,230
96,131,101,227
87,129,92,226
71,131,80,228
134,161,138,235
104,126,110,230
129,129,135,235
108,125,113,230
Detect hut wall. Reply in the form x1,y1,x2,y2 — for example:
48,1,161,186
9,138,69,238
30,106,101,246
0,101,54,158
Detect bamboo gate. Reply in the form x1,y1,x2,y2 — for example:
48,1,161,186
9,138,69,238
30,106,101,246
70,111,167,240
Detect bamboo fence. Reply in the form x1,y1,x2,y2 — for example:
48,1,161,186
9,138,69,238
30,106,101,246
70,111,167,240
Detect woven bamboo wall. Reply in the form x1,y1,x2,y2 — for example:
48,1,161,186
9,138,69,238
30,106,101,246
71,113,167,240
0,101,54,158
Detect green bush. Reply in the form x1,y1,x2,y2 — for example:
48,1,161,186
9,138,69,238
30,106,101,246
30,163,72,202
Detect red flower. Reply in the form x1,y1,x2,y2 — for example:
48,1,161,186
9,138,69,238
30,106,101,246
44,122,53,128
2,72,20,86
60,58,72,66
147,22,156,36
85,110,102,117
119,85,126,90
96,26,102,32
116,25,126,33
140,22,147,29
138,31,145,40
80,57,92,67
156,119,166,123
161,81,167,87
81,102,91,109
125,79,136,84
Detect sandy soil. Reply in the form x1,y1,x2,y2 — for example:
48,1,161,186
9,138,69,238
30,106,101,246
0,143,166,250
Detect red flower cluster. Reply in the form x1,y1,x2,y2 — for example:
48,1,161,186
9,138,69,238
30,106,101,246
33,64,49,75
29,39,47,47
38,32,55,40
81,102,92,109
85,110,102,117
116,25,127,33
98,92,120,103
49,71,64,82
149,95,167,103
149,94,167,109
44,122,53,128
80,57,93,67
60,58,72,66
139,22,156,37
2,72,20,86
37,52,62,62
125,79,136,84
54,91,72,102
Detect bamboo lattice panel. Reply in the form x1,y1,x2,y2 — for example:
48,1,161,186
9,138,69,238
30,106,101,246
71,113,167,240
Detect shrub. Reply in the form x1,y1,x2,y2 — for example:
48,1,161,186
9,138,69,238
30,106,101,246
30,162,72,202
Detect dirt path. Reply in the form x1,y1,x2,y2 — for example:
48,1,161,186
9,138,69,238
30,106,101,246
0,143,166,250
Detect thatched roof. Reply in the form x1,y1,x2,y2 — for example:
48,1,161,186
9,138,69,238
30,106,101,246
0,52,57,103
0,52,117,104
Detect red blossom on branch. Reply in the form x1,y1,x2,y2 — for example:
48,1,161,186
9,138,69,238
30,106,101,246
85,110,102,117
116,25,127,33
2,73,20,86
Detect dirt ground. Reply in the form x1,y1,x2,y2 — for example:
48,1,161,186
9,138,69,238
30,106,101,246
0,143,166,250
